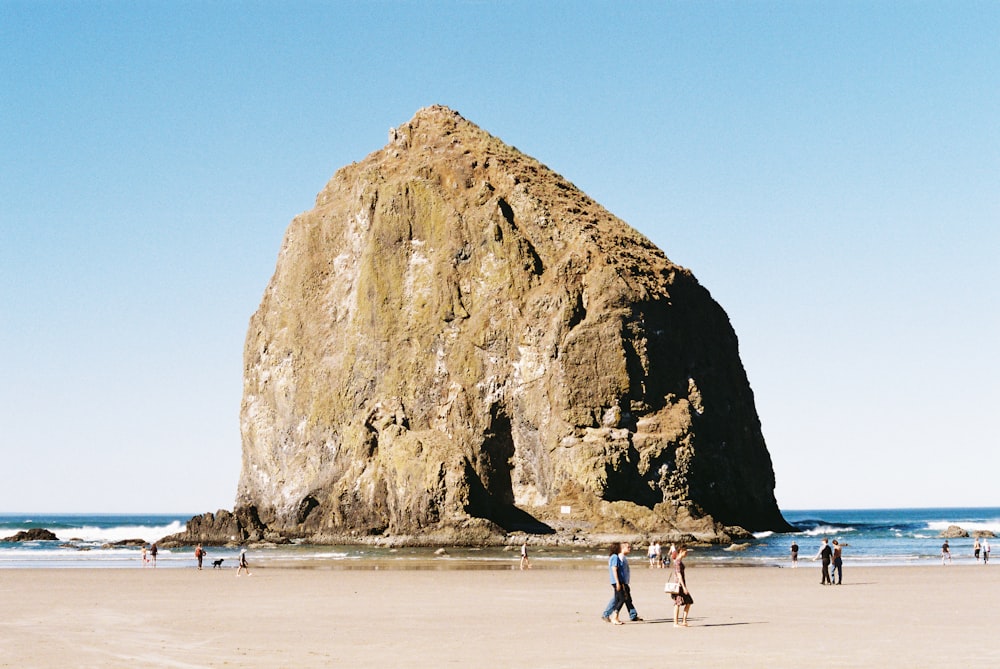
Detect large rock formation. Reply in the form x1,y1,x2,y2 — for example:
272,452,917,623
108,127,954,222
223,106,787,546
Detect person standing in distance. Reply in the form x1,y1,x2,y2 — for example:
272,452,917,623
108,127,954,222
813,538,832,584
831,540,845,584
236,547,252,577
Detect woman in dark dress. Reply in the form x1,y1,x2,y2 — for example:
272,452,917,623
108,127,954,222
671,546,694,627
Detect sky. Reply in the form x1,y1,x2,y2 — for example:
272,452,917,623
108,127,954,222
1,2,997,514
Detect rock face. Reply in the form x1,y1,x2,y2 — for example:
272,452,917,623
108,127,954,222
157,509,273,548
234,105,789,544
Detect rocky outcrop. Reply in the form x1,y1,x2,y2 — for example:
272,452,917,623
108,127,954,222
101,539,149,548
158,509,276,548
940,525,970,538
3,528,58,542
224,105,788,546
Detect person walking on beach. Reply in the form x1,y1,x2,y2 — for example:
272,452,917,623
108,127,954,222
195,544,205,570
790,542,799,568
983,539,991,564
519,539,530,570
601,542,626,625
236,547,251,577
142,544,149,567
670,546,694,627
831,540,845,584
601,542,641,624
648,542,657,568
617,542,641,622
974,537,982,562
942,540,952,565
814,538,832,584
150,543,158,568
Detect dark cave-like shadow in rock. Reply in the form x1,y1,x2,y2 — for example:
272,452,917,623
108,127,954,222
491,504,555,534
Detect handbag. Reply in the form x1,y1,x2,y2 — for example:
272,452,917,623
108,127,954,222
664,580,681,595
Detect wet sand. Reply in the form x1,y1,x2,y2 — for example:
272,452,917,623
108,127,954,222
1,562,997,667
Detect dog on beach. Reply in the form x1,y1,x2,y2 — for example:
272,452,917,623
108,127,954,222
212,558,225,569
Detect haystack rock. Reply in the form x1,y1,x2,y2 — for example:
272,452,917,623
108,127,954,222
228,105,788,546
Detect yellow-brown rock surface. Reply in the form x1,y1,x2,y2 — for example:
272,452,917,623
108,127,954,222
234,106,788,545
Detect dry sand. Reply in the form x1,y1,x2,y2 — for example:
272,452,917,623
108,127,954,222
1,561,997,668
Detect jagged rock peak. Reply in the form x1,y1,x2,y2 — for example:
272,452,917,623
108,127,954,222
231,104,789,547
314,105,677,293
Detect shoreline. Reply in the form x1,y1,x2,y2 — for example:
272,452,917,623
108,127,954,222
3,549,985,570
3,542,989,570
5,507,997,571
2,563,997,667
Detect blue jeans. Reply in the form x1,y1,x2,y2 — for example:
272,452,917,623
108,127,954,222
602,584,638,620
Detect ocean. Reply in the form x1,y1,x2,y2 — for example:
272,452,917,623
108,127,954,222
1,507,997,569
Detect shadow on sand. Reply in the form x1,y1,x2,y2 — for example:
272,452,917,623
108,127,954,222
629,617,766,628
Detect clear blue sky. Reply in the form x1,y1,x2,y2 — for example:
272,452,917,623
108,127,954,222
2,2,997,514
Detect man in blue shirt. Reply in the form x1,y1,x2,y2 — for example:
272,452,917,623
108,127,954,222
601,542,642,624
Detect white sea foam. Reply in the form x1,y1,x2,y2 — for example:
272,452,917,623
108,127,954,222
282,552,352,560
927,520,1000,535
54,521,185,544
800,525,856,537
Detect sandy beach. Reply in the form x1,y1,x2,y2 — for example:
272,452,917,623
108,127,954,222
1,561,997,668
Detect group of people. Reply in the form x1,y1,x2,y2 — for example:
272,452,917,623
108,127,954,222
141,543,158,567
811,538,845,584
200,544,251,575
803,535,993,578
602,541,693,627
974,537,991,563
141,543,251,574
646,541,665,567
943,537,991,565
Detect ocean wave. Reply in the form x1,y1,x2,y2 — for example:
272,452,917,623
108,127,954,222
798,525,856,537
51,521,185,544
